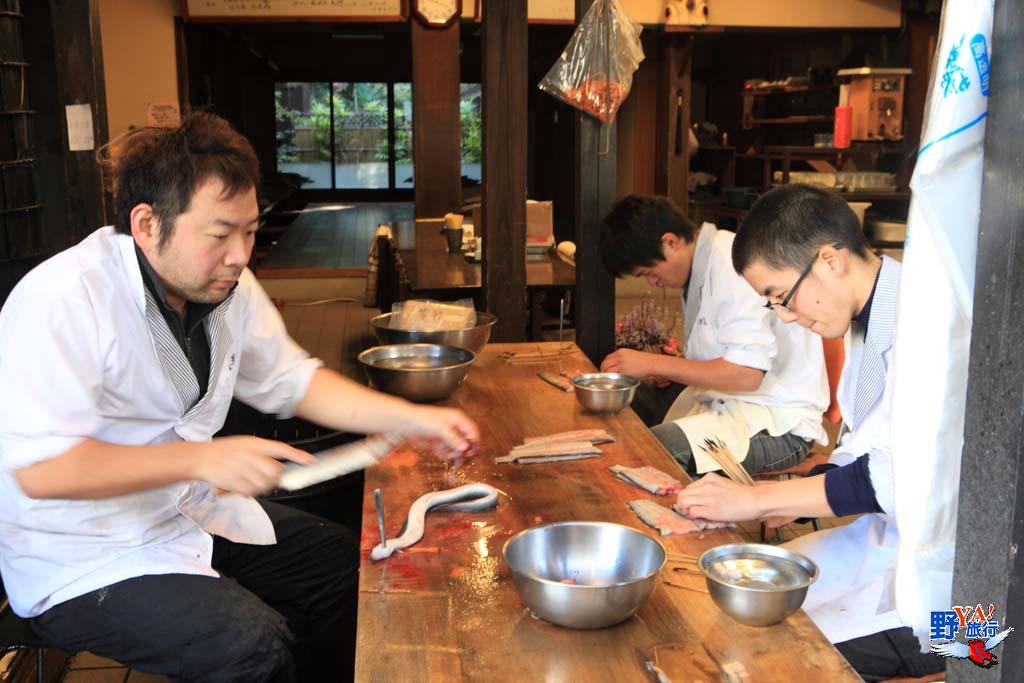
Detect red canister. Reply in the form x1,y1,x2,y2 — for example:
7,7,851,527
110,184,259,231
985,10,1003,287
834,106,852,148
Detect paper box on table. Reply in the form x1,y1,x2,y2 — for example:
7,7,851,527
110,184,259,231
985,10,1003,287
526,200,554,239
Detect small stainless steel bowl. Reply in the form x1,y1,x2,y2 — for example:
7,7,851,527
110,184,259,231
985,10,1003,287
369,312,498,355
357,343,475,403
571,373,640,414
699,543,818,627
503,521,666,629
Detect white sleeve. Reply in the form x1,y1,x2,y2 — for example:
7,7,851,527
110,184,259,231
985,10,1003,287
0,285,103,470
233,271,324,418
711,250,777,372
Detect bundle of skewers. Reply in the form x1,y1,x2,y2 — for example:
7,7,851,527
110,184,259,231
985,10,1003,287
699,437,755,487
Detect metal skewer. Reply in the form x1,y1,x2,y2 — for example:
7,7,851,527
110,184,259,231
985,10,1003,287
559,296,565,344
373,488,387,548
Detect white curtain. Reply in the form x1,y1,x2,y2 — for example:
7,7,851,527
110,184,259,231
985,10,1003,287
889,0,993,650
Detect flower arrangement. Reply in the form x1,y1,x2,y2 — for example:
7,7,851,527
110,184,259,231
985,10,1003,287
615,298,680,355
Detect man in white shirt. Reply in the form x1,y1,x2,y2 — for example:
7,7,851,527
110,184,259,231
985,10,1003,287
0,113,479,682
598,195,828,476
676,185,943,680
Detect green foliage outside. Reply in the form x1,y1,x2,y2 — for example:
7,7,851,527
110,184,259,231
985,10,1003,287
274,82,482,169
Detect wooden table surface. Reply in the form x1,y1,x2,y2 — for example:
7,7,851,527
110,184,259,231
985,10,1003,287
396,220,575,294
355,343,858,682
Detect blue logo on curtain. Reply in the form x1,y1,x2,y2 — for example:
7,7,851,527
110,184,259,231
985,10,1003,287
970,34,991,96
941,35,972,97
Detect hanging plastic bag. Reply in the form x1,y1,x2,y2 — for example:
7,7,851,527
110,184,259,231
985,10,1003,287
538,0,644,124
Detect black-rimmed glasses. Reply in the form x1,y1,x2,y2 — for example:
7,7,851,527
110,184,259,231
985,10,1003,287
764,242,844,311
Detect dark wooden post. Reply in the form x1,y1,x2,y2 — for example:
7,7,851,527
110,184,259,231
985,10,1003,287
654,34,690,209
481,0,528,341
573,0,616,366
950,0,1024,680
49,0,109,243
411,17,461,218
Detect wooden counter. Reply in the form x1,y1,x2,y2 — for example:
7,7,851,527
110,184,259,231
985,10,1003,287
355,343,858,681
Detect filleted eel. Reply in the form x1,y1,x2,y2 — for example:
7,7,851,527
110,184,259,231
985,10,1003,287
370,482,500,560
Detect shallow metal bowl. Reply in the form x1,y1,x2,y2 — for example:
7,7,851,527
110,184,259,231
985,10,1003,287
699,543,818,627
503,521,666,629
571,373,640,414
369,312,498,355
357,343,475,403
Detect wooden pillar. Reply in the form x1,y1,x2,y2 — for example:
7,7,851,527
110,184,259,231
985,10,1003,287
654,34,690,209
951,0,1024,680
49,0,109,244
481,0,528,341
411,18,461,218
573,0,616,366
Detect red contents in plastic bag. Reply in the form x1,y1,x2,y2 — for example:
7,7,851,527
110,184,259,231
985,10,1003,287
562,77,627,123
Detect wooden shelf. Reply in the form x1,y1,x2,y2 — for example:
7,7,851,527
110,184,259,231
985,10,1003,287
764,143,907,155
839,191,911,201
750,116,834,125
743,85,836,96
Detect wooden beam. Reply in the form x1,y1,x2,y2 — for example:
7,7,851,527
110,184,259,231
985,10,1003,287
573,0,616,366
411,18,461,218
481,0,528,341
951,1,1024,680
654,33,690,209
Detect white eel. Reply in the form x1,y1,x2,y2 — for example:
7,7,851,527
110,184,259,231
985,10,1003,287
370,482,499,561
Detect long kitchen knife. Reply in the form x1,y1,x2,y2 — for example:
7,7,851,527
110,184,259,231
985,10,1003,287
278,432,404,491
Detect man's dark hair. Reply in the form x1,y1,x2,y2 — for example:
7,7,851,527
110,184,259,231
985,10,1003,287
101,112,260,250
599,195,698,277
732,184,871,274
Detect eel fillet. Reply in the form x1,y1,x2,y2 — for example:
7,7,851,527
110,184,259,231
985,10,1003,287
609,465,684,496
370,483,499,561
495,441,603,464
521,430,616,446
628,499,732,536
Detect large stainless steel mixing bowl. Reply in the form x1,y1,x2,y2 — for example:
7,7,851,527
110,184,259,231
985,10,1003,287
369,312,497,355
357,343,475,403
699,543,818,626
503,521,666,629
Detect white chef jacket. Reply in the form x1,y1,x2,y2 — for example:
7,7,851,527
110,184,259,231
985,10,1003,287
664,224,828,470
786,255,904,644
0,227,323,617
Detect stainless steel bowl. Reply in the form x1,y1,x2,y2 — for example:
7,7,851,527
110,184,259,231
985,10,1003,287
571,373,640,414
699,543,818,627
369,312,498,355
357,343,475,403
503,521,666,629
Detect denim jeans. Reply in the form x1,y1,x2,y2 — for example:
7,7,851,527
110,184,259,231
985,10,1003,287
651,422,812,476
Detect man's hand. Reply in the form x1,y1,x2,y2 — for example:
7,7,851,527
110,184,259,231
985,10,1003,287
600,348,654,378
674,472,766,522
402,406,480,462
646,375,672,389
194,436,316,497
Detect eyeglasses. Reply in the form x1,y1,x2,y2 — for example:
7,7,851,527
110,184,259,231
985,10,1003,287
764,243,844,311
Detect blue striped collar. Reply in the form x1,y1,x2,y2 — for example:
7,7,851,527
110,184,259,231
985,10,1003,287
864,255,901,353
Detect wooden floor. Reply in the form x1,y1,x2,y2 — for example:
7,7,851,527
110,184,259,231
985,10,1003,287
256,202,413,276
51,276,852,682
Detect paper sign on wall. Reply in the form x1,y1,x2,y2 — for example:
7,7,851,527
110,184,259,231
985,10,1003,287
147,102,181,128
65,104,94,151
